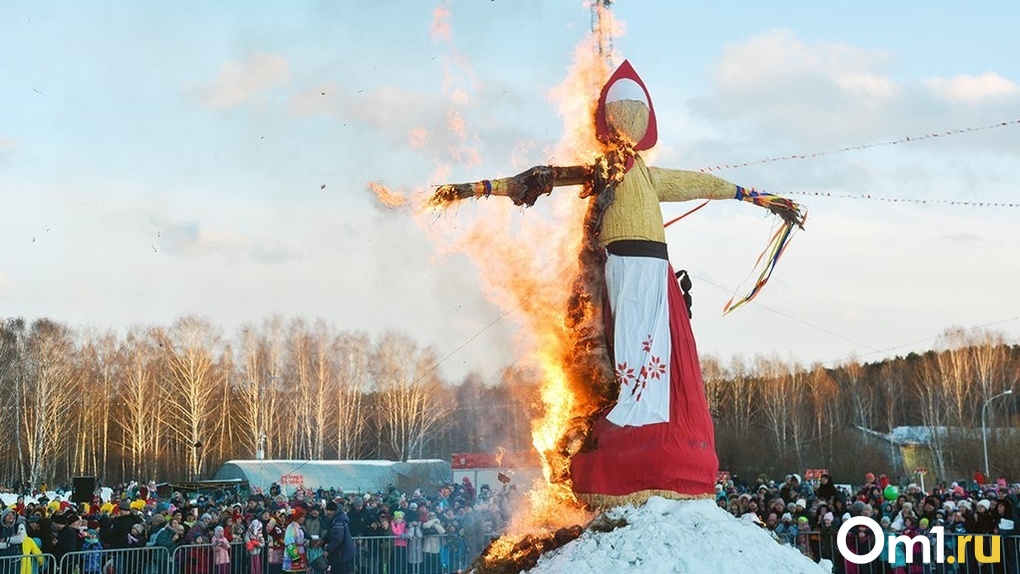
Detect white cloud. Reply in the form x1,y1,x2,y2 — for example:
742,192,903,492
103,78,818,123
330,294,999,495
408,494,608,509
924,72,1020,104
690,29,906,148
712,29,895,96
155,219,300,264
192,53,290,110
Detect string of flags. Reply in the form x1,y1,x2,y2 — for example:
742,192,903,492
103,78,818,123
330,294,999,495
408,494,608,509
698,118,1020,173
784,191,1020,208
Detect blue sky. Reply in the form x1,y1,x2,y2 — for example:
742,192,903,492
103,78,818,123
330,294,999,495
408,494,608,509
3,1,1019,381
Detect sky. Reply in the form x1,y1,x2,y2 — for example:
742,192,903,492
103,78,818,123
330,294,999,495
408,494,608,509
3,1,1020,383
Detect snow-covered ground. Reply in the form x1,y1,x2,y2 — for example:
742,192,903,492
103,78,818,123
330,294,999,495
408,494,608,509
0,491,68,506
0,487,113,507
528,497,832,574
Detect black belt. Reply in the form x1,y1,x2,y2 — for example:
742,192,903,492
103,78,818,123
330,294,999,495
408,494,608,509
605,240,668,260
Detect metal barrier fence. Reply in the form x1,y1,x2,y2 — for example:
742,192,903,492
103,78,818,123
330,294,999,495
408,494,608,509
0,553,56,574
60,547,171,574
348,534,476,574
164,537,475,574
793,530,1020,574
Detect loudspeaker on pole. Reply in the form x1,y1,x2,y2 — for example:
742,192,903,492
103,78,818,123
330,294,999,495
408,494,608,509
71,476,97,503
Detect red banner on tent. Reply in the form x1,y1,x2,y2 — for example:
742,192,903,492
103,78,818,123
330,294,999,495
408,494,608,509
804,469,829,480
280,473,304,485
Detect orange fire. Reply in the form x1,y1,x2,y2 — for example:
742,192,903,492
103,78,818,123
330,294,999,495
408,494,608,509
446,7,618,535
381,0,626,548
368,181,408,208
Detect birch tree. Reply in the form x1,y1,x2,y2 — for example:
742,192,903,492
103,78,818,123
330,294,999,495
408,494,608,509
155,316,229,479
0,319,27,482
336,331,371,459
20,319,82,485
371,332,451,461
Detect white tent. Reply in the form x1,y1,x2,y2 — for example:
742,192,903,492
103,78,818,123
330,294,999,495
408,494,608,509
212,459,452,494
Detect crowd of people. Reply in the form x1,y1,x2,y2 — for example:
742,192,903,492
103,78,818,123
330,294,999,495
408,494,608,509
0,477,519,574
716,471,1020,573
5,471,1020,574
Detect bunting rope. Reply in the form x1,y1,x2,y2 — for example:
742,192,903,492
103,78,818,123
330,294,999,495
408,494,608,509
785,191,1020,208
698,118,1020,173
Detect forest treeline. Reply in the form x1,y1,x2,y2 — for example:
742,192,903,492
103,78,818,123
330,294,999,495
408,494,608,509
1,316,1017,488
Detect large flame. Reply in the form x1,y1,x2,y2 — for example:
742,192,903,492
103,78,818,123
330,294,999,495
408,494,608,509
372,0,625,545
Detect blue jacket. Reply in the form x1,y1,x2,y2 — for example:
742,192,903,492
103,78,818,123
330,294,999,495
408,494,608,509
324,510,356,565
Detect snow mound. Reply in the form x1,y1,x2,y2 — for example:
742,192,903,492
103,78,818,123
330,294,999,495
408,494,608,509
527,497,831,574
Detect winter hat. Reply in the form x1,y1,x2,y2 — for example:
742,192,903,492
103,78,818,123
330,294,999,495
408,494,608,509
86,529,98,538
823,512,834,523
150,514,166,527
214,526,224,535
842,512,852,522
919,518,930,528
865,472,876,483
978,499,992,510
781,512,792,522
393,511,405,520
325,501,338,512
797,516,809,524
795,499,806,508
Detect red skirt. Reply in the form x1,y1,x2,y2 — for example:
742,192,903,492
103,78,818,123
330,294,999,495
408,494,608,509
570,261,718,499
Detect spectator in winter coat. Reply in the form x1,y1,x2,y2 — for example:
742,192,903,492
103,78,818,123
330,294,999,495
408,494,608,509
244,519,265,574
18,532,44,574
80,530,103,574
814,473,839,505
51,513,79,567
266,515,286,574
0,508,27,573
346,498,371,538
390,511,410,574
969,499,997,534
281,508,307,573
322,501,355,574
185,514,213,545
774,513,797,545
212,525,231,574
405,520,424,573
421,512,446,574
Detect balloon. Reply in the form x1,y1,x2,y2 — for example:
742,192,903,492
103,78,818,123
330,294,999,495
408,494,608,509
884,485,899,500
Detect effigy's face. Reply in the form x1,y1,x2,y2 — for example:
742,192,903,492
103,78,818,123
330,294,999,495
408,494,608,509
605,99,649,147
596,60,658,152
